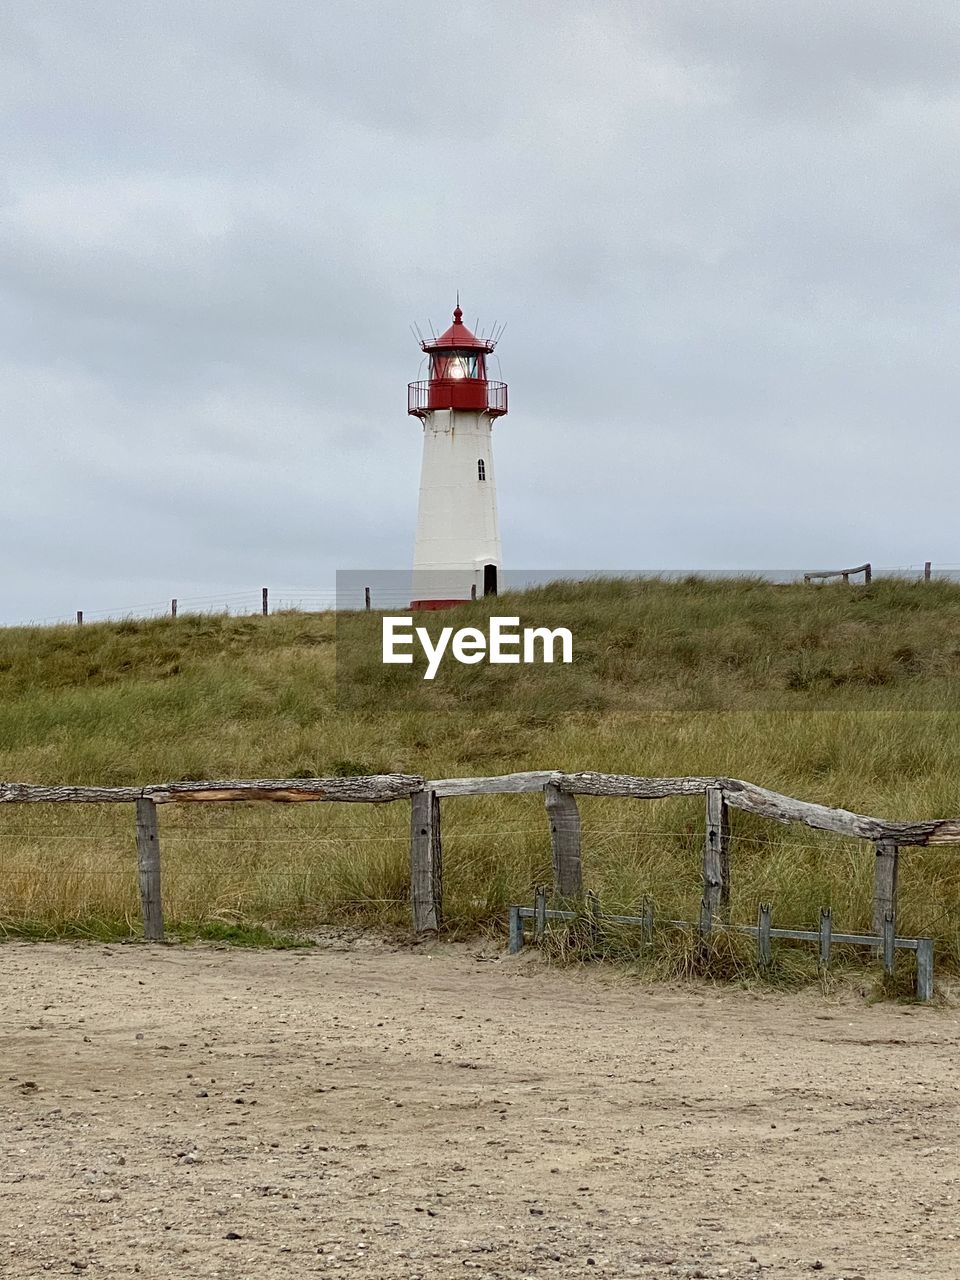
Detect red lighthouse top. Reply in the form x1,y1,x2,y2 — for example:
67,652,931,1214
422,306,497,354
408,303,508,420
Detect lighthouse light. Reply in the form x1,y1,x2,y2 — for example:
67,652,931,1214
436,352,479,381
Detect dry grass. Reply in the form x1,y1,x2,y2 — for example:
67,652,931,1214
1,577,960,969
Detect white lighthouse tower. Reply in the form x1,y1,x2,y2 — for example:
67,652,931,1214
408,304,509,609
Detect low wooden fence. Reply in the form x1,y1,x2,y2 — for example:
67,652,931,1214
508,894,936,998
2,772,959,958
800,561,935,584
804,562,872,584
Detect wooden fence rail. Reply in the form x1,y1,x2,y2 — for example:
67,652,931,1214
2,771,959,953
804,562,872,584
0,776,423,805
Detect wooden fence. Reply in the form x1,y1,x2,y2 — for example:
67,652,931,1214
804,562,872,584
2,772,960,950
801,562,935,583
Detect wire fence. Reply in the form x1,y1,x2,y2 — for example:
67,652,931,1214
0,799,954,967
10,564,960,629
16,587,340,628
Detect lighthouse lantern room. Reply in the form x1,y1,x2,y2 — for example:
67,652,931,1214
408,304,508,609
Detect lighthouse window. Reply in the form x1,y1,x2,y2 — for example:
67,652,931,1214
477,458,486,481
437,353,479,380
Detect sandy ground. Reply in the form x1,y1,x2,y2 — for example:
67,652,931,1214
0,939,958,1280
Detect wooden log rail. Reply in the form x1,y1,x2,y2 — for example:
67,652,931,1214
0,776,424,805
803,562,872,584
3,772,959,964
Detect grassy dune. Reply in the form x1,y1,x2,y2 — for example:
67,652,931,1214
2,577,960,968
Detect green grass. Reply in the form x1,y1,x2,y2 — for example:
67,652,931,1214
2,576,960,975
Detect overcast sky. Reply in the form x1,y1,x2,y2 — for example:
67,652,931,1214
2,1,958,623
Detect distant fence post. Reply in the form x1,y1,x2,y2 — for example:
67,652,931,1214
171,598,177,618
76,611,83,626
135,797,164,941
873,838,898,942
544,783,582,898
704,786,730,916
364,586,371,611
262,587,269,616
410,790,442,934
924,561,932,582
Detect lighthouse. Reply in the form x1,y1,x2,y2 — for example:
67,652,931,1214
408,304,509,609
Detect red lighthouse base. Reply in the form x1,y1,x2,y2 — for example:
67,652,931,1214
409,598,469,611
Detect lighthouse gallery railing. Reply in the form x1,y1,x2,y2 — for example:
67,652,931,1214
407,379,508,418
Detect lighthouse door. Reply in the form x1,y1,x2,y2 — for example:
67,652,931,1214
483,564,498,598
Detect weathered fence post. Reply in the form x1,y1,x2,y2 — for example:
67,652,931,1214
508,904,523,954
641,895,654,946
586,890,601,949
410,789,442,934
364,586,371,611
76,611,83,626
873,839,898,941
703,786,730,916
924,561,932,582
171,598,177,618
818,906,832,968
864,563,872,584
544,783,582,898
261,587,269,616
757,902,772,966
698,897,713,938
534,885,547,942
135,797,163,941
882,911,896,975
916,939,934,1000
